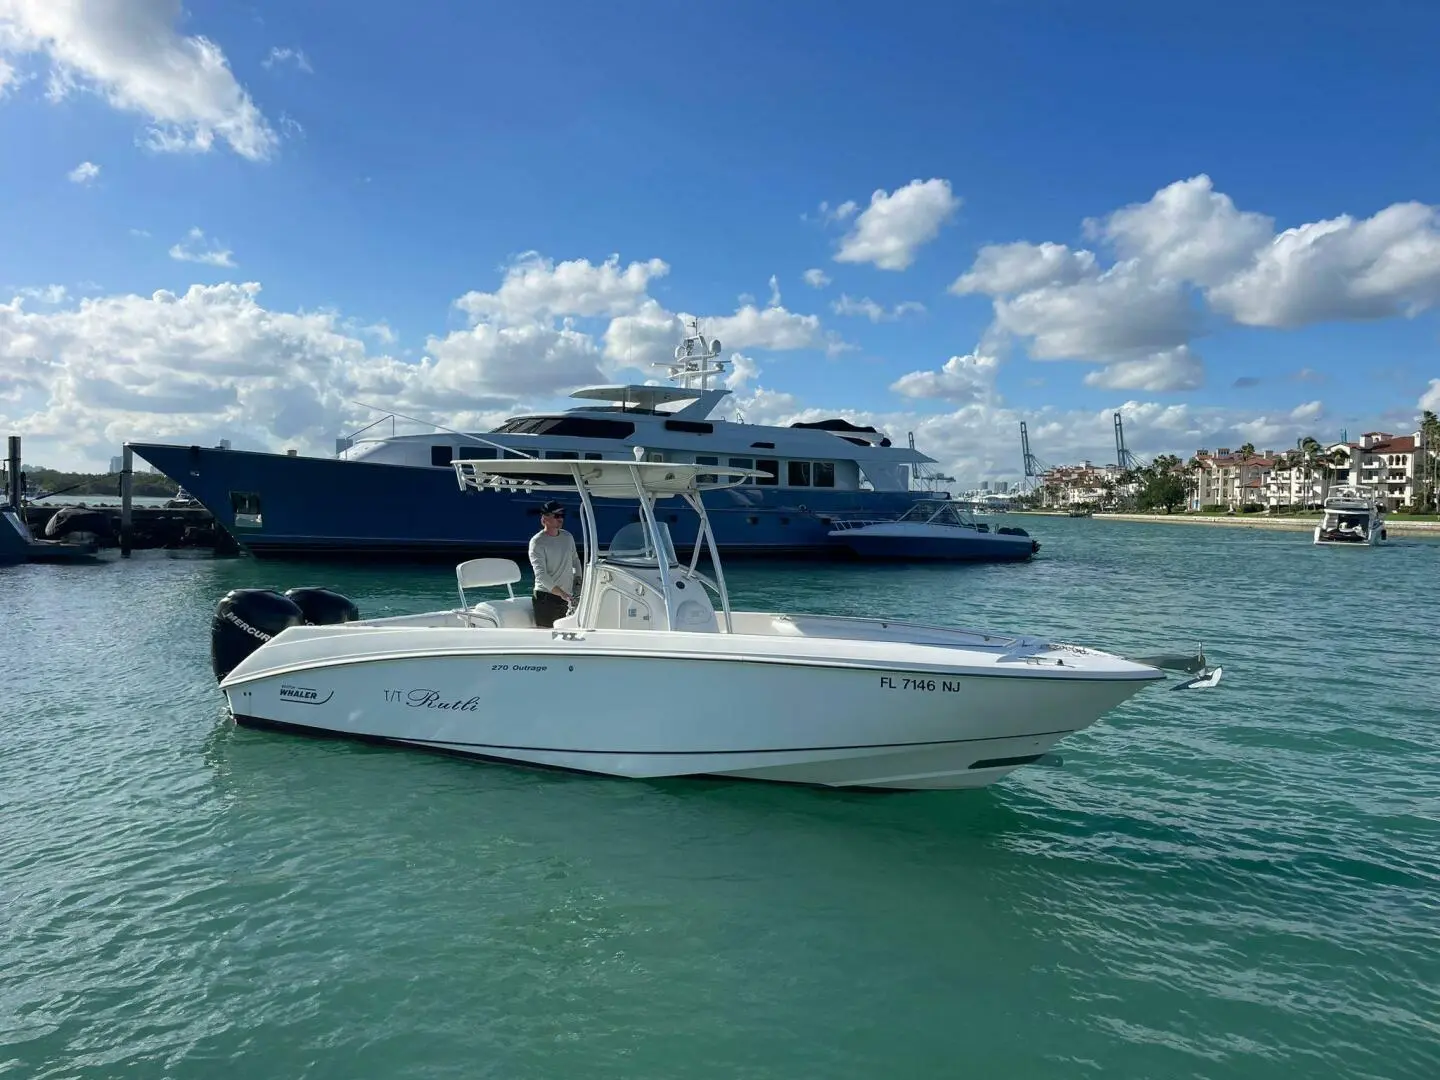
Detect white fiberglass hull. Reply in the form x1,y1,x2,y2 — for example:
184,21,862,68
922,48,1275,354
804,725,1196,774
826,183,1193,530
1313,525,1383,546
220,619,1161,790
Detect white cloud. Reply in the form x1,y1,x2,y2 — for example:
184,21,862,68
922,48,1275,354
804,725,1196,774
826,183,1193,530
724,353,760,393
0,277,1402,479
1421,379,1440,414
455,252,668,325
954,175,1440,391
262,46,311,73
835,178,960,271
768,274,782,308
807,199,858,224
801,268,831,289
950,241,1098,296
602,298,682,372
830,294,926,323
694,302,824,352
0,55,18,95
168,227,235,268
1081,346,1205,392
66,159,99,184
890,352,1000,403
17,284,66,303
1206,201,1440,327
1290,400,1325,423
424,322,604,400
994,262,1196,360
1094,175,1272,286
0,0,277,160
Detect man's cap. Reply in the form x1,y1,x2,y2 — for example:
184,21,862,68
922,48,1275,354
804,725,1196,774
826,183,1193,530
540,500,566,516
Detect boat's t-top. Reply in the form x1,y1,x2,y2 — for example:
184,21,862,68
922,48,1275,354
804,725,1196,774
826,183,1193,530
454,453,765,634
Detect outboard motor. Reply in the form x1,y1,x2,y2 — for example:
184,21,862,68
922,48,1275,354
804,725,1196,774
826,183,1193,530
211,589,304,682
284,587,360,625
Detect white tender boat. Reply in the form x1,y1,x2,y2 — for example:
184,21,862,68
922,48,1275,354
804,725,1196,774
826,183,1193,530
1314,487,1387,546
827,498,1039,561
209,457,1218,791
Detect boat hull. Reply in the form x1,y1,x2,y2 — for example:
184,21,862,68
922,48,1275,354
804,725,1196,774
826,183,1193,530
130,443,926,559
830,525,1038,562
220,633,1153,790
1313,526,1384,546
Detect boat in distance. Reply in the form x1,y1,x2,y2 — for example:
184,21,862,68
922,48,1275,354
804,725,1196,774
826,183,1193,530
828,499,1040,561
209,456,1220,792
1314,487,1387,546
133,322,963,561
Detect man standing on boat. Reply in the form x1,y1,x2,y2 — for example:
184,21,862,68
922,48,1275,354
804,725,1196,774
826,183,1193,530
529,501,579,627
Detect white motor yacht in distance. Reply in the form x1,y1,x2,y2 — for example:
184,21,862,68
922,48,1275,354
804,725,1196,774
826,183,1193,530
1314,487,1387,546
209,457,1220,791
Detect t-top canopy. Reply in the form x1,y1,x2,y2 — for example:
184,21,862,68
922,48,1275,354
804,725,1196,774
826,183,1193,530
453,458,770,498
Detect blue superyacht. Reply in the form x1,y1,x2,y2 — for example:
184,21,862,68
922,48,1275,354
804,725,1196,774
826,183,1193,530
131,325,947,559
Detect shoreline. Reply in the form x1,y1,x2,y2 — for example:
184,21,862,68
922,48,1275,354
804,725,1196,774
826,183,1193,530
1051,512,1440,535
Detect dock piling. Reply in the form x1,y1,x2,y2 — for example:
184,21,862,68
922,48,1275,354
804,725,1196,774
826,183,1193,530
120,444,133,558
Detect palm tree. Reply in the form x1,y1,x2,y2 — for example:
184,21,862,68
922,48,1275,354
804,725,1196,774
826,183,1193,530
1298,436,1323,509
1235,442,1256,510
1185,455,1203,510
1318,445,1349,503
1421,410,1440,512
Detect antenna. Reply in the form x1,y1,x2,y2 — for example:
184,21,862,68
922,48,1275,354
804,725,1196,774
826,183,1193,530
656,318,729,392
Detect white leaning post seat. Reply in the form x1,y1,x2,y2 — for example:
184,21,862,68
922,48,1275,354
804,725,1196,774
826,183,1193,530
456,558,535,627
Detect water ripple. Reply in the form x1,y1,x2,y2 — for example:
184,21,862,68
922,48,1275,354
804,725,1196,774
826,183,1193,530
2,526,1440,1078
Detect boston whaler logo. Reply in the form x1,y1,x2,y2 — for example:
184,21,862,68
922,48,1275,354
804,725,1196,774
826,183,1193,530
279,683,334,705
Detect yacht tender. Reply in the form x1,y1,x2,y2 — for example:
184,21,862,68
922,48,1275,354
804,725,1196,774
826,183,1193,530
827,499,1039,561
1314,487,1387,546
209,457,1219,791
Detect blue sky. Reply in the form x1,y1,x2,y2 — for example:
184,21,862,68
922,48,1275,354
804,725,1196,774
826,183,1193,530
2,0,1438,475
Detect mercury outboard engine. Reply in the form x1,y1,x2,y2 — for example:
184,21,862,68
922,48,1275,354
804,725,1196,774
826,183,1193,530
284,587,360,626
211,589,304,682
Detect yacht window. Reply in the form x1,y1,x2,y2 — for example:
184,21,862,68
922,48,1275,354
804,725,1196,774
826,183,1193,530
728,457,754,484
456,447,497,460
493,417,636,439
696,455,719,485
756,459,779,486
502,450,527,459
788,461,811,487
545,450,580,459
813,461,836,487
665,419,713,434
430,445,454,467
584,452,603,460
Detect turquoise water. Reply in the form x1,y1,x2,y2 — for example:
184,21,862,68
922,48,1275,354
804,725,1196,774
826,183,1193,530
3,519,1439,1079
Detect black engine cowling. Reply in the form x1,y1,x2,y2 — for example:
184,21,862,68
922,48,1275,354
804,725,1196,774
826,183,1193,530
284,587,360,625
211,589,304,682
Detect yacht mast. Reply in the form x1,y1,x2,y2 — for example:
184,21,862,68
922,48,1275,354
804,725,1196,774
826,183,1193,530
657,319,729,391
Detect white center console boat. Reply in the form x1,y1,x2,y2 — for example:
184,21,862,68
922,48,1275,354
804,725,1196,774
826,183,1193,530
209,455,1219,791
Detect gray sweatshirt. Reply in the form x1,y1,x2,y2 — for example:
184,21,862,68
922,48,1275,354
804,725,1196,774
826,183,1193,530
528,529,579,594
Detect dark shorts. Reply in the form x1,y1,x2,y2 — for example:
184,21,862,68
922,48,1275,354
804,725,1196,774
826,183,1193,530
532,590,568,628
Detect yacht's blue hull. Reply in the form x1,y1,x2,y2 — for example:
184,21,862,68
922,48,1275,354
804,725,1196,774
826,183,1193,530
130,444,927,559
